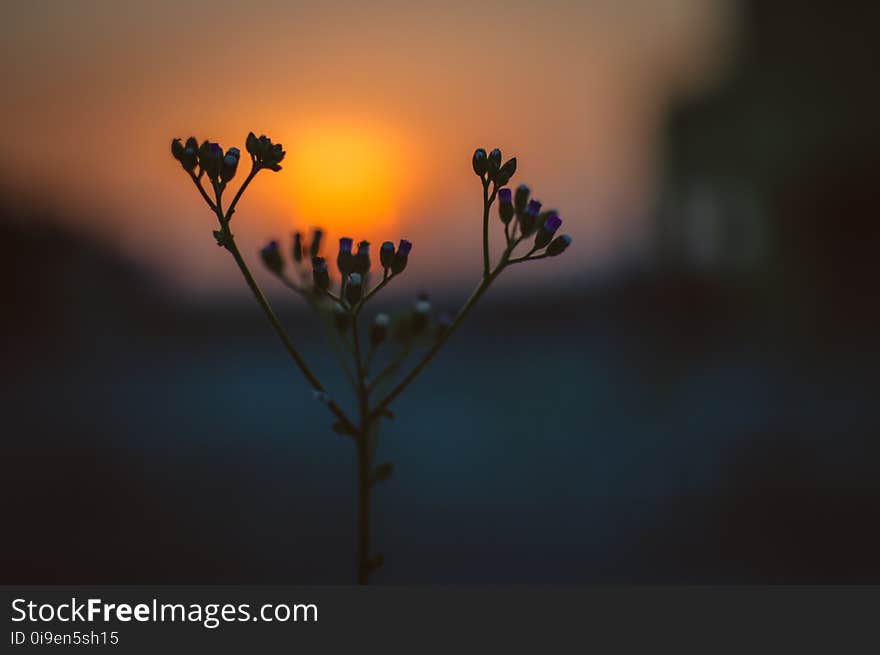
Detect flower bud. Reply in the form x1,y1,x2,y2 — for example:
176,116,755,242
514,184,530,212
333,303,350,333
220,147,240,182
247,133,285,171
486,148,501,181
171,138,184,160
292,231,303,263
312,256,330,290
199,141,223,180
379,241,395,270
497,187,514,224
260,240,283,274
345,272,363,305
309,229,323,258
495,157,517,186
390,239,412,275
245,132,259,159
472,148,488,177
534,212,562,249
337,237,354,275
370,313,390,345
354,240,371,275
546,234,572,256
520,199,542,235
412,296,431,333
181,137,199,171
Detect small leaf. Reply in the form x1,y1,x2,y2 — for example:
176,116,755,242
368,553,384,571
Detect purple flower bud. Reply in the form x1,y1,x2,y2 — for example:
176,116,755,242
199,141,223,180
520,199,542,235
544,213,562,233
260,240,283,274
337,237,354,275
391,239,412,275
535,212,563,249
498,187,514,224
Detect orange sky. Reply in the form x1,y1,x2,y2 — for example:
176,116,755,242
1,0,736,297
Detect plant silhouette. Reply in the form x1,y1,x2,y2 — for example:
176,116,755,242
171,135,573,583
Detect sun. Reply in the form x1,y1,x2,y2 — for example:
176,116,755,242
278,120,411,248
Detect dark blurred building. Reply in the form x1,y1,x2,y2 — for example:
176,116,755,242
655,0,880,333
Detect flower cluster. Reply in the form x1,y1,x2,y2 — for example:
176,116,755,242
472,147,517,186
170,132,574,585
496,181,571,257
473,145,572,264
171,133,285,197
258,229,413,304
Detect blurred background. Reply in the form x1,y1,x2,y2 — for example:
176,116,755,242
2,0,879,583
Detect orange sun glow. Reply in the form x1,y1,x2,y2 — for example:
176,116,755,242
277,120,413,248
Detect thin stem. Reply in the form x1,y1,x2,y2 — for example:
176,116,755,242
278,274,357,392
367,342,413,394
364,343,376,374
508,252,549,265
481,181,491,276
351,314,373,584
225,238,324,390
188,172,217,212
320,287,344,305
223,232,357,435
224,166,259,222
354,270,393,314
369,263,504,422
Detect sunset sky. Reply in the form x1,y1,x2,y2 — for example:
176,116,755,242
2,0,736,296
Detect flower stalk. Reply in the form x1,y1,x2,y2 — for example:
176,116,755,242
171,133,571,583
